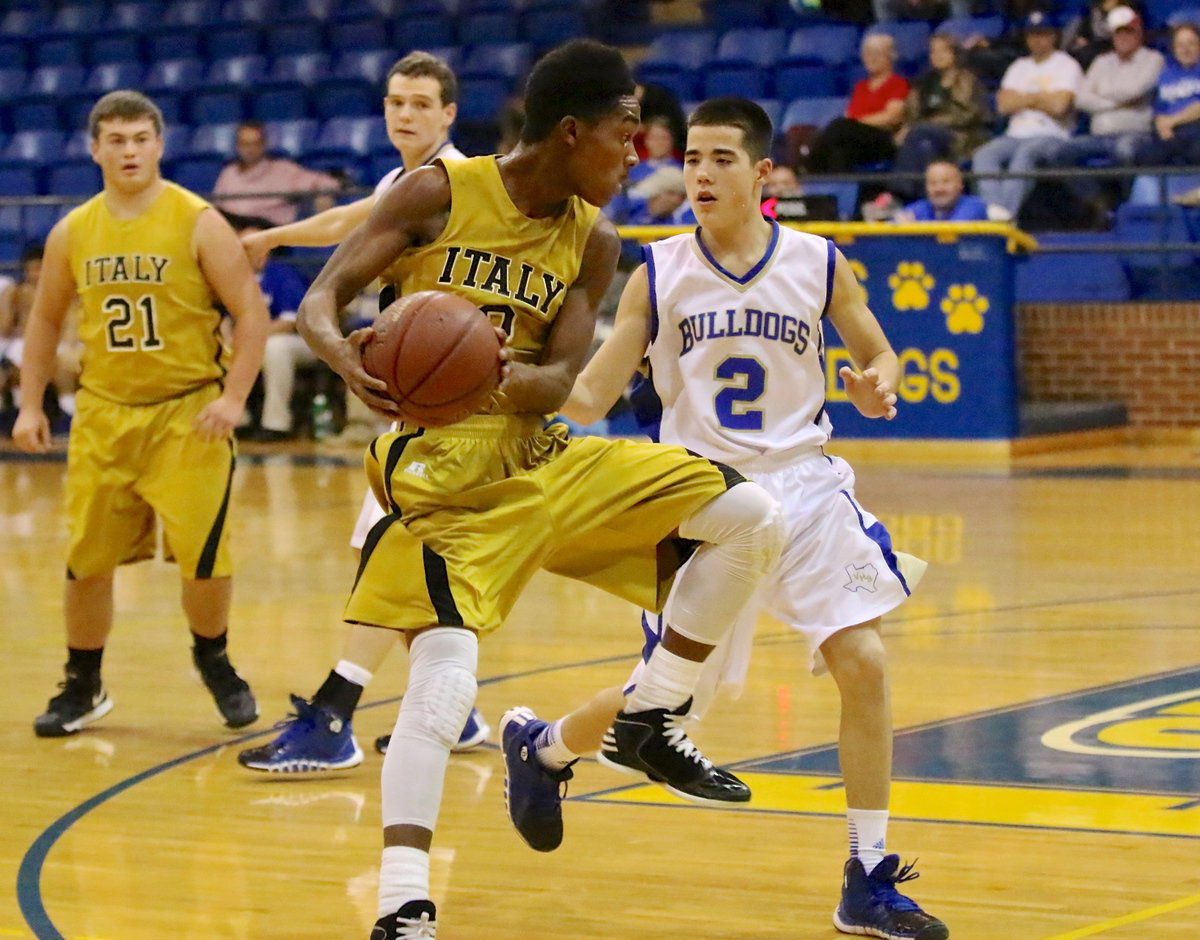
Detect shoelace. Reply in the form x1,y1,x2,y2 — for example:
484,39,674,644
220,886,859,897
661,712,713,769
869,859,923,913
396,910,436,938
49,678,98,708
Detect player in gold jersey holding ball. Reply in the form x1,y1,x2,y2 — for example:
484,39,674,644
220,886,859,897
15,90,270,737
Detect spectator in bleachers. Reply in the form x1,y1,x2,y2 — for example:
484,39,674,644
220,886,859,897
971,12,1084,220
233,226,313,443
1136,22,1200,167
873,0,971,23
617,116,685,222
1063,0,1146,70
213,121,341,229
635,81,687,158
892,32,993,198
807,34,910,175
894,159,990,219
625,165,694,225
1049,7,1162,169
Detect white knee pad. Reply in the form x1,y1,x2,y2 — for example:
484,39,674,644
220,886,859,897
394,627,478,750
678,481,784,576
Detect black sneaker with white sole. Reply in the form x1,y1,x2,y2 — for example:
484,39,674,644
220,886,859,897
193,647,258,729
371,899,437,939
596,698,751,804
34,672,113,737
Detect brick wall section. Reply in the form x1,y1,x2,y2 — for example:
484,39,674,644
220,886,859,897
1017,303,1200,427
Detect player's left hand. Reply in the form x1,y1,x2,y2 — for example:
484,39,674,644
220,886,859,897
840,365,897,420
194,393,243,442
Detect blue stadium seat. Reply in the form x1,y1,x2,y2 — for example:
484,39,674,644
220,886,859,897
189,122,240,158
367,119,394,154
32,37,86,68
162,125,193,159
86,34,143,67
0,206,22,233
221,0,279,24
424,46,462,72
333,48,395,85
205,24,264,60
755,98,782,131
264,21,326,58
23,64,86,99
144,29,204,62
10,101,63,133
248,88,311,121
3,130,68,166
326,16,392,52
23,204,71,238
935,16,1004,43
50,4,106,35
457,11,520,45
0,165,41,197
108,2,160,31
262,118,319,157
311,80,378,120
201,55,269,92
186,89,247,126
366,152,400,183
63,130,92,158
156,92,185,125
62,94,101,132
455,76,509,125
1166,7,1200,27
87,62,145,95
865,22,931,67
308,115,377,161
783,23,861,68
266,52,330,88
521,7,584,49
170,156,225,194
47,160,102,197
775,63,839,100
713,27,787,68
702,0,770,30
1015,234,1131,303
144,58,205,94
163,0,220,26
0,68,27,98
0,37,29,72
703,68,770,98
0,9,53,38
395,14,455,49
457,0,516,11
459,42,531,82
1129,173,1200,205
642,30,717,71
781,95,848,130
1114,203,1199,298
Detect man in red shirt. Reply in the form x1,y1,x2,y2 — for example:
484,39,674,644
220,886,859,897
808,33,909,174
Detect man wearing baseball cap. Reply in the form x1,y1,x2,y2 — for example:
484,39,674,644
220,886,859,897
1048,6,1163,169
971,11,1084,220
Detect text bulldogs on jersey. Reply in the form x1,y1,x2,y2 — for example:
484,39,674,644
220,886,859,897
679,307,812,357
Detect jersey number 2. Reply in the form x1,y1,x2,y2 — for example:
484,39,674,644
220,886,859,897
715,356,765,431
104,296,162,351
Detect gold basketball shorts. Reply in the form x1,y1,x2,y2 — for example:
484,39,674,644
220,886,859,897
344,415,741,634
64,383,235,579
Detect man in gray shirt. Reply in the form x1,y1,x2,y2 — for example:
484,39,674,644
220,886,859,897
1051,6,1164,167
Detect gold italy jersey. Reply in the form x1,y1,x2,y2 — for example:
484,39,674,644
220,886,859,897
66,182,225,405
382,155,601,410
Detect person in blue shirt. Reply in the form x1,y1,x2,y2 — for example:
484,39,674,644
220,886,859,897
1138,22,1200,165
896,160,990,221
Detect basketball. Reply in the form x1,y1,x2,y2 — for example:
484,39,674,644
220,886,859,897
362,290,502,427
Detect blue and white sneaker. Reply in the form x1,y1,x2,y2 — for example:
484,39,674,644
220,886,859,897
237,694,363,773
834,855,948,940
500,706,576,852
373,706,490,755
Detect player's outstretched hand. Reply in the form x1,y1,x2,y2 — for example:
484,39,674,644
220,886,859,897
194,392,244,442
839,365,897,420
341,326,405,419
12,408,51,453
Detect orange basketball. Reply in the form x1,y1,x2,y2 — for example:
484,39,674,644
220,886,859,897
362,290,502,427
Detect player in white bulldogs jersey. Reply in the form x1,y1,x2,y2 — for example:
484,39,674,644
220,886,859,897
504,98,947,940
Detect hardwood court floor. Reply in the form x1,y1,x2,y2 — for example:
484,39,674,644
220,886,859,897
2,438,1198,940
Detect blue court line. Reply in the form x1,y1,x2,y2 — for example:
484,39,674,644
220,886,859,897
15,653,633,940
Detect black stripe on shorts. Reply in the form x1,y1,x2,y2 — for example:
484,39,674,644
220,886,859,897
352,512,401,592
422,543,464,627
685,450,747,490
195,443,235,579
382,428,424,513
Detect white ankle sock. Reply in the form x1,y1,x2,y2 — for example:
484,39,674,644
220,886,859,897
378,845,429,917
848,808,889,873
335,659,374,688
533,718,577,770
626,645,703,712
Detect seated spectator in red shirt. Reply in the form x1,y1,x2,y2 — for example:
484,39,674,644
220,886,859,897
213,121,341,229
808,33,910,174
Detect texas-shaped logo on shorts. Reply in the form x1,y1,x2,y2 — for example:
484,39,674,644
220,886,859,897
843,563,879,593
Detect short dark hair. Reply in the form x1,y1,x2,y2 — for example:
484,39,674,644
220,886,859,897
20,241,44,264
88,90,163,139
687,97,773,162
386,50,458,105
521,39,635,142
236,120,266,138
